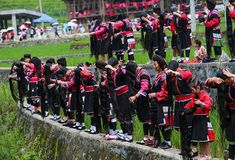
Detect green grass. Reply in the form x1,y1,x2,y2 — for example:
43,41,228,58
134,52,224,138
0,0,67,23
0,83,41,159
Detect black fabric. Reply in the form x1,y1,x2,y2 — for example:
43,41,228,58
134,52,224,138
143,123,149,136
161,126,172,141
226,110,235,142
174,100,193,128
116,90,133,135
180,117,192,158
206,28,222,57
191,115,210,142
112,36,124,53
186,49,190,58
178,31,191,49
84,91,94,114
136,95,150,123
229,144,235,159
148,31,158,60
97,37,111,55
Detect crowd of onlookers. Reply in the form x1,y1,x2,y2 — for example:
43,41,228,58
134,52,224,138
0,19,86,43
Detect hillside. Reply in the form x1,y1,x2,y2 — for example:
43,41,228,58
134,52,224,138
0,0,67,22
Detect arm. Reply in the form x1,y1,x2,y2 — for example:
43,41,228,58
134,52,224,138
173,12,187,20
205,77,224,88
229,9,235,18
205,17,220,28
114,21,124,29
170,21,176,33
178,70,192,80
155,80,168,101
94,27,106,36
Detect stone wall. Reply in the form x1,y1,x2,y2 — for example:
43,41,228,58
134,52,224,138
17,108,181,160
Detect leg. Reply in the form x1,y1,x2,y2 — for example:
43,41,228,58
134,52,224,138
228,144,235,160
127,49,134,61
185,47,190,61
214,46,222,59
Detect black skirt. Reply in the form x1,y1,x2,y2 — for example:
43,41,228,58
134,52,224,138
90,37,97,56
84,91,94,114
150,99,173,126
97,37,111,55
191,115,215,142
171,34,181,52
112,36,124,53
226,110,235,142
179,31,191,49
116,91,132,123
144,30,152,51
69,91,78,112
174,100,193,128
149,31,158,52
136,96,150,123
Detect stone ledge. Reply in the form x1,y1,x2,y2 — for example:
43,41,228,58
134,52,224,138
17,108,181,160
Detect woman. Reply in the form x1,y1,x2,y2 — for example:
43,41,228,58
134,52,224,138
184,82,215,159
148,55,173,148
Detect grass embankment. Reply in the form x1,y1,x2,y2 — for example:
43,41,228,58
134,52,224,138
0,83,41,159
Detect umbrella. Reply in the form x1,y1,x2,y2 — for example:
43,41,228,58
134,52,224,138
33,14,57,23
71,19,77,22
1,29,8,32
24,21,31,24
7,27,14,31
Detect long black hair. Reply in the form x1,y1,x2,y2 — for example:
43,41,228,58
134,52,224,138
31,57,42,78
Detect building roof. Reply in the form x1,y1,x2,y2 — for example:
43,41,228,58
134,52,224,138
0,9,42,19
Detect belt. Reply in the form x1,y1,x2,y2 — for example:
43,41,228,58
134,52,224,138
85,86,94,92
29,77,39,83
228,102,235,109
115,85,129,96
175,94,193,102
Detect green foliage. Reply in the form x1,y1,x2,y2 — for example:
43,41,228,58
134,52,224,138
0,83,40,160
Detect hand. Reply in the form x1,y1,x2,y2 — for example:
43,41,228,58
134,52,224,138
114,33,120,38
223,69,234,78
48,84,55,89
166,69,174,75
148,93,156,99
129,96,137,103
105,64,112,69
90,32,95,36
194,100,202,105
212,77,224,85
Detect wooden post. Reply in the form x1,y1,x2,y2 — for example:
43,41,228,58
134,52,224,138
126,0,129,16
190,0,196,33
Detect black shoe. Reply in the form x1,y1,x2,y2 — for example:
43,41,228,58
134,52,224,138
160,142,172,149
203,57,211,63
63,122,75,127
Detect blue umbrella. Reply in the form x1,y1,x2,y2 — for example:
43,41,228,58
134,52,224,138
33,14,57,23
